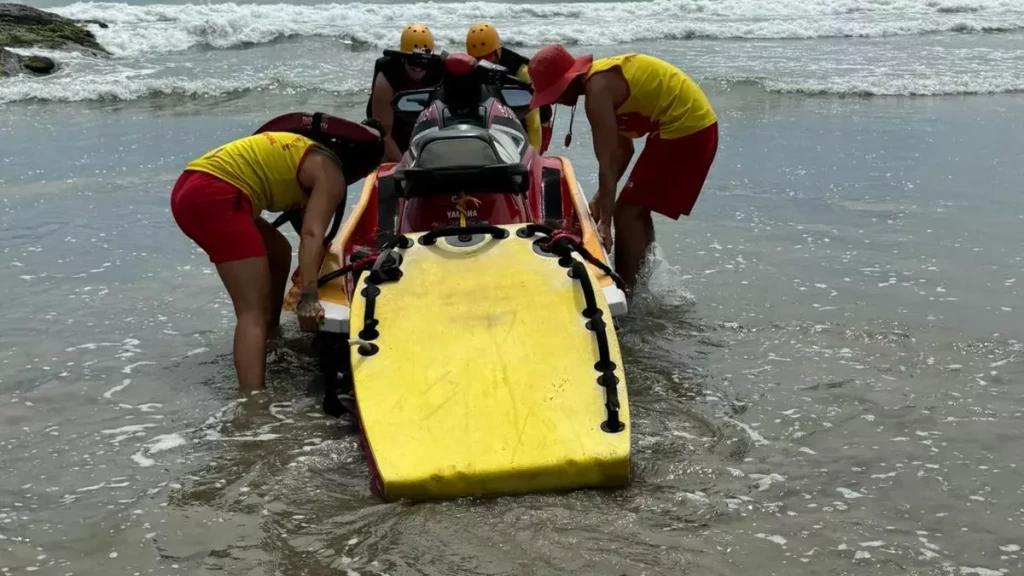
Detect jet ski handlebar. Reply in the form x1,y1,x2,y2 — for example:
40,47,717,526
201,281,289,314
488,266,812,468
380,49,531,90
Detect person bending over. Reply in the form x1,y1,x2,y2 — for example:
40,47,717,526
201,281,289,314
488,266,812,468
170,130,367,393
527,46,719,294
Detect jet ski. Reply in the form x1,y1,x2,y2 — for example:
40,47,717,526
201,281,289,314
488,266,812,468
274,50,631,502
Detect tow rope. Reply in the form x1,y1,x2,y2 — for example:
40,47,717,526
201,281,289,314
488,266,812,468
315,254,379,288
516,224,627,292
319,234,411,418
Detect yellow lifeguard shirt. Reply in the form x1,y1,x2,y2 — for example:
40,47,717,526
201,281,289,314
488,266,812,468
586,54,717,140
186,132,317,216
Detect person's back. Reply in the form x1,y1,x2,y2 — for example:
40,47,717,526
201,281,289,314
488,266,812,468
186,132,316,215
525,44,720,295
587,54,716,139
170,116,385,399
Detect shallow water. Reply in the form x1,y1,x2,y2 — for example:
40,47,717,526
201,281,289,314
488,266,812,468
4,0,1024,572
3,87,1023,574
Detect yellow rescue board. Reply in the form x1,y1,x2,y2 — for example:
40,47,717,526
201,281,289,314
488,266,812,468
349,225,631,501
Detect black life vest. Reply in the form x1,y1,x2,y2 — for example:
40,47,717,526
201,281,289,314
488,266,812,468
254,112,384,183
365,55,443,152
497,48,530,79
498,48,552,124
253,112,385,239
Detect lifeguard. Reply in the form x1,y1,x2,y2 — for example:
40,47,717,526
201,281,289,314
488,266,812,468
527,46,719,294
170,119,384,393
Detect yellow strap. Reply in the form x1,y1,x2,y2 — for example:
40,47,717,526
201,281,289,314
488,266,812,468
456,193,482,227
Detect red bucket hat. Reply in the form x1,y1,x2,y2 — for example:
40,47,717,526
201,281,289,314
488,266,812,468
527,44,594,110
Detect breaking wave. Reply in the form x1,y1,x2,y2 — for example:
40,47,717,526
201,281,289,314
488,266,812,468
48,0,1024,57
4,70,1023,105
2,0,1020,105
718,75,1024,96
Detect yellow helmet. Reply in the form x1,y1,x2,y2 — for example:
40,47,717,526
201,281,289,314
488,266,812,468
466,21,501,59
400,23,435,53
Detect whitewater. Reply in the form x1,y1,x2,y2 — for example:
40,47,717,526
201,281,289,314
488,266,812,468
1,0,1023,103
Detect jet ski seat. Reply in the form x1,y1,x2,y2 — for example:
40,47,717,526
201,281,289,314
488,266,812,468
410,125,506,169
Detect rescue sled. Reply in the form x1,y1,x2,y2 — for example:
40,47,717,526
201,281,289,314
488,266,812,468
267,50,631,502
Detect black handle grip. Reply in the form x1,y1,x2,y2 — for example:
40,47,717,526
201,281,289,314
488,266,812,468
418,224,510,246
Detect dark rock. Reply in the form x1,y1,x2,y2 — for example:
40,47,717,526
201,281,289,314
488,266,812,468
0,46,18,75
0,47,59,76
0,3,110,56
75,19,108,29
22,54,54,74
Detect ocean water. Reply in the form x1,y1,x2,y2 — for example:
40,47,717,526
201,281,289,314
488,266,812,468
2,0,1024,574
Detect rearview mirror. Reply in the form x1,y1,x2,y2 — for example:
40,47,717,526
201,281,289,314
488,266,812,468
500,87,532,111
394,91,433,115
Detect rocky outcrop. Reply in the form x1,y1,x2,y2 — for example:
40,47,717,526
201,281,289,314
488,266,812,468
0,3,109,54
0,46,16,76
0,47,56,76
0,3,108,77
22,54,55,73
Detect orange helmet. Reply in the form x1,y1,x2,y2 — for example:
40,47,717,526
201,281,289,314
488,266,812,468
400,23,435,53
466,21,500,59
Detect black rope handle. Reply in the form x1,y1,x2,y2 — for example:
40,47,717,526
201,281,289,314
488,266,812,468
515,223,556,238
367,235,412,284
418,224,510,246
568,260,624,433
316,234,412,288
317,255,377,288
357,234,410,343
516,225,627,292
359,284,381,341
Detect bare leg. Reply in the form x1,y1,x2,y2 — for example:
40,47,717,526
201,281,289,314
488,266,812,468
638,209,656,287
255,218,292,331
612,200,653,296
216,256,273,394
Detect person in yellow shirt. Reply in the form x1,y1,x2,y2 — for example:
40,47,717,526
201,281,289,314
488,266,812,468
465,22,554,154
170,122,383,393
527,45,719,295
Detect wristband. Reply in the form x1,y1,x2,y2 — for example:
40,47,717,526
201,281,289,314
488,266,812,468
299,286,318,302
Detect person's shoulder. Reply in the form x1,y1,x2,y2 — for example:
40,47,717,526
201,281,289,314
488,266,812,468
632,53,682,73
585,68,617,92
514,63,531,82
373,70,393,90
306,142,343,168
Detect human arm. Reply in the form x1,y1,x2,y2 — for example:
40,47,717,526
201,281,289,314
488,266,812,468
584,75,623,249
615,134,634,180
371,73,403,163
515,64,544,151
295,149,348,331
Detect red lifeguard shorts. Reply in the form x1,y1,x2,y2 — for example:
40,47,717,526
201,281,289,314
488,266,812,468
170,170,266,264
620,121,719,220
